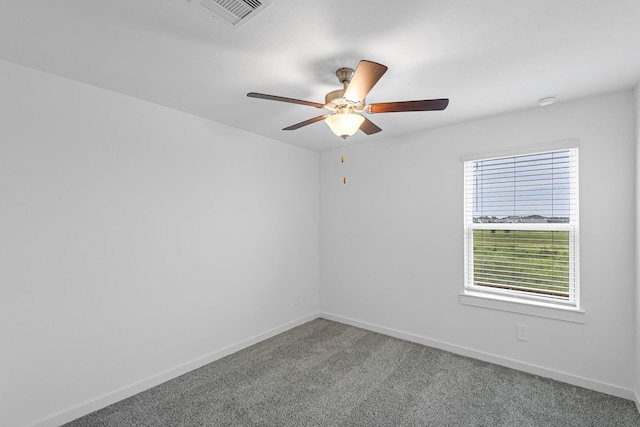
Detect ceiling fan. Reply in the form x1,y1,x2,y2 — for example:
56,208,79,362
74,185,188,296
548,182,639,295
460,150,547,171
247,60,449,139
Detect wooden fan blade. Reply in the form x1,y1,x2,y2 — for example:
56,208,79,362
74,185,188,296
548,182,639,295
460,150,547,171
283,115,328,130
343,60,388,102
368,99,449,113
247,92,325,109
359,117,382,135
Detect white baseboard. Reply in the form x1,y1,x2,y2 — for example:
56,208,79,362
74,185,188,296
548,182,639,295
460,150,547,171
320,312,637,403
27,312,320,427
25,311,638,426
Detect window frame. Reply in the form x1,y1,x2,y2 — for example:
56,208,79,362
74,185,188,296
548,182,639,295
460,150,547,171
462,145,580,312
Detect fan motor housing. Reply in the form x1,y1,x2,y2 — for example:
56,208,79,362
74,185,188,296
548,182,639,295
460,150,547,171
325,94,366,113
324,89,364,112
323,66,368,112
325,89,345,106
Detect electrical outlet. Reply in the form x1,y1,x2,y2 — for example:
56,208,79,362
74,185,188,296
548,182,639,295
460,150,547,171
516,324,529,341
294,293,301,305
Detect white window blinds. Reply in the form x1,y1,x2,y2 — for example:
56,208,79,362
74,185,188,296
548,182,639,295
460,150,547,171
463,148,579,306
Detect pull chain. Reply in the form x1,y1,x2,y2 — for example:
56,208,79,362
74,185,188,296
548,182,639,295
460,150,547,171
341,149,347,184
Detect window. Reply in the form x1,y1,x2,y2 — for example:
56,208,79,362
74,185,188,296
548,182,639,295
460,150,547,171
463,148,579,308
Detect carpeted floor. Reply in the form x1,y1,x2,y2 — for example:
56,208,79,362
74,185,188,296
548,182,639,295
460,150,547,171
65,318,640,426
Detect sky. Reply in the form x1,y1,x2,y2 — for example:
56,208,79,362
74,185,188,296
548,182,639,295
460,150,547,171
468,150,574,220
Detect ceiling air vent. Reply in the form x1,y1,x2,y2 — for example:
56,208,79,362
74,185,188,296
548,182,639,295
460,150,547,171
187,0,271,27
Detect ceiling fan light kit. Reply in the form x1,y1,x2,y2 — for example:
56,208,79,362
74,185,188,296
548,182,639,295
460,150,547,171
247,60,449,140
325,113,365,139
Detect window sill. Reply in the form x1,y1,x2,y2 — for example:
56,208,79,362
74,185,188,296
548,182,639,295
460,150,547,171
460,292,586,324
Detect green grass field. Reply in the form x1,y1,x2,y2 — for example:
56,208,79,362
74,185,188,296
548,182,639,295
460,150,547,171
473,229,570,298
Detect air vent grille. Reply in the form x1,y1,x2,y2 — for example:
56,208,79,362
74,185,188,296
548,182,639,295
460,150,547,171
188,0,271,27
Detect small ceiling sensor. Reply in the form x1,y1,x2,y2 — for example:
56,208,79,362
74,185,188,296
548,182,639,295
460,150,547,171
538,96,557,107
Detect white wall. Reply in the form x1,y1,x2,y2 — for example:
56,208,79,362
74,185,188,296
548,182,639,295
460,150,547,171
635,84,640,410
2,56,636,426
320,91,637,398
0,59,320,427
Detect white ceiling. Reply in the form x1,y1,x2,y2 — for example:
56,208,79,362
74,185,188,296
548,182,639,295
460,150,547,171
1,0,639,151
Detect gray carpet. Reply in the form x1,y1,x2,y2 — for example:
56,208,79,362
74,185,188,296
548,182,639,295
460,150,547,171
65,318,640,426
